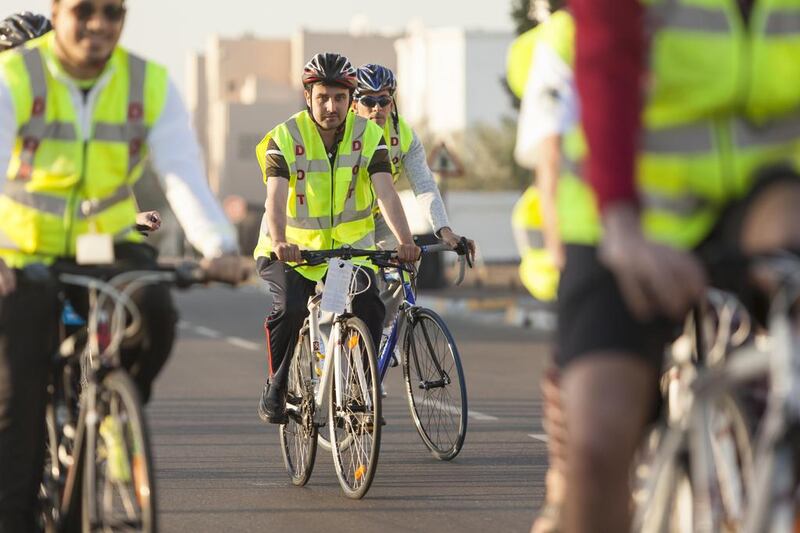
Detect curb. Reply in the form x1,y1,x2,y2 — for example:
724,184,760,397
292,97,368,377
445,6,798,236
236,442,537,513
416,294,556,334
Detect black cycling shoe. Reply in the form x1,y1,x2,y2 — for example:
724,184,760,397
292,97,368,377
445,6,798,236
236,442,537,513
257,382,288,424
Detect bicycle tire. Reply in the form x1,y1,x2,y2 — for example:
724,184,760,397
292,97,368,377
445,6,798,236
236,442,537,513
401,308,468,460
82,370,156,533
279,331,318,486
329,317,381,499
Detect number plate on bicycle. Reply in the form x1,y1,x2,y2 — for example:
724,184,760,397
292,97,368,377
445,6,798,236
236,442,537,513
320,259,354,315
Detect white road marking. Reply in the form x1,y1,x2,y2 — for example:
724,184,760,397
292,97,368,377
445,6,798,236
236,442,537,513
421,399,498,421
192,326,222,338
225,336,261,352
180,321,262,352
529,433,549,443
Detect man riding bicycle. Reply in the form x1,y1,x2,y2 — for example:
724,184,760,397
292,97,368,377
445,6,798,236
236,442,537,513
254,52,420,424
351,64,475,329
560,1,800,531
0,2,247,530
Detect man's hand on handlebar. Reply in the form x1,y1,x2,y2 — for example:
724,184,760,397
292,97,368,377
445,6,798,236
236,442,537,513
272,242,302,263
397,242,421,263
200,254,250,286
135,210,162,233
439,227,476,265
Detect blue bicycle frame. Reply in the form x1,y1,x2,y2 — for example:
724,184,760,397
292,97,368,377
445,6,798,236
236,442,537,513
376,264,414,382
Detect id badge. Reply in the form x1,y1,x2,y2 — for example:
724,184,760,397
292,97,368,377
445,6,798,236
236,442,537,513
76,233,115,265
320,259,354,315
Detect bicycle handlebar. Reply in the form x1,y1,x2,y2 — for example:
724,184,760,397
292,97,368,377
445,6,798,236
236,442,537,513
268,240,473,284
20,261,224,289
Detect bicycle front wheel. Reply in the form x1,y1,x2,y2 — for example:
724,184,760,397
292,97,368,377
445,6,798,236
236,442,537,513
83,370,156,532
329,317,381,499
402,308,468,460
279,331,318,486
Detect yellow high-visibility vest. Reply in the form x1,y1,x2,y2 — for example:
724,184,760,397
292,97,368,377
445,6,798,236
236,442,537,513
0,33,169,267
384,115,414,182
560,0,800,249
512,186,559,301
253,110,386,281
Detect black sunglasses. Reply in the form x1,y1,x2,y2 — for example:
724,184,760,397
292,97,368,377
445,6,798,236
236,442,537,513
359,95,393,109
72,2,127,23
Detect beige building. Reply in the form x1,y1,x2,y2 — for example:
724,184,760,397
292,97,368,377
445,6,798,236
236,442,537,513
184,24,514,254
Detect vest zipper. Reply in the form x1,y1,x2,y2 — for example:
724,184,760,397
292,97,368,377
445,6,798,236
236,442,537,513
64,140,88,256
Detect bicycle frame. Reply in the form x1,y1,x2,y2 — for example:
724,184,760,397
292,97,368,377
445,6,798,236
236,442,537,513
377,266,416,381
296,269,376,427
634,275,800,533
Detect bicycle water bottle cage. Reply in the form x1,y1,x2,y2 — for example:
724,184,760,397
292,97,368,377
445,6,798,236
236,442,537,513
61,300,86,327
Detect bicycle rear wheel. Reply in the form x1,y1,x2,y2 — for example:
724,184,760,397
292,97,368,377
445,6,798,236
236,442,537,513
279,331,318,486
402,308,468,460
83,370,156,532
329,317,381,499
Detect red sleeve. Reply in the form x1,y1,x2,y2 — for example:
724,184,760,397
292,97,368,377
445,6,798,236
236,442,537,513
569,0,645,212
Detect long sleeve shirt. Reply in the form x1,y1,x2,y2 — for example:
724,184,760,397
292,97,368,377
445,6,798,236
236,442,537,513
0,67,238,258
514,42,579,170
402,132,450,233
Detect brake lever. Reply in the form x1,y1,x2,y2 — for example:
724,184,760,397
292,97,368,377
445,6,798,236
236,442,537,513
455,255,466,286
455,236,474,269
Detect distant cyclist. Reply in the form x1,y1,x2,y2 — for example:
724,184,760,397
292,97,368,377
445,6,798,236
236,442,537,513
352,63,475,328
509,7,574,532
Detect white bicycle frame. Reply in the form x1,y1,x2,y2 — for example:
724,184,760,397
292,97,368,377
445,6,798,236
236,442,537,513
288,270,375,430
634,279,800,533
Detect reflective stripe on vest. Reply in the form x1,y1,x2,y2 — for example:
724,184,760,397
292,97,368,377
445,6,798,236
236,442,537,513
15,50,49,179
764,9,800,35
649,3,730,33
525,229,545,249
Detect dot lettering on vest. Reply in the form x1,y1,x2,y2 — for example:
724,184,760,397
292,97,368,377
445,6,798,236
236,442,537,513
297,169,306,181
352,165,360,175
297,194,306,205
392,157,399,165
391,136,399,147
128,103,143,121
352,140,362,152
23,137,39,152
32,97,45,116
347,186,354,199
129,138,142,156
295,145,305,157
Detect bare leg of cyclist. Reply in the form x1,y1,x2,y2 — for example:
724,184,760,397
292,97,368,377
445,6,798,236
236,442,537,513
531,366,567,533
560,354,658,533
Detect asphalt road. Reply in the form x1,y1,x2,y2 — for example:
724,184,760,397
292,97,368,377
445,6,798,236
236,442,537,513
147,285,553,533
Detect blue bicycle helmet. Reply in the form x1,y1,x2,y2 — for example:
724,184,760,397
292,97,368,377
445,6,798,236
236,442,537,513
354,64,397,100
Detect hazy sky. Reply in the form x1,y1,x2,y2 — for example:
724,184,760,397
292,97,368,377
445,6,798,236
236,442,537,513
7,1,516,94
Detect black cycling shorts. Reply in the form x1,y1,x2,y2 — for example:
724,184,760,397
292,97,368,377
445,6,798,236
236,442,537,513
556,165,800,370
